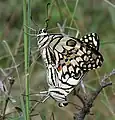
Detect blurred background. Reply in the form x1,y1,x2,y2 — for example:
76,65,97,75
0,0,115,120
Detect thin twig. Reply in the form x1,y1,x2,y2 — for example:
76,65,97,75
2,77,15,120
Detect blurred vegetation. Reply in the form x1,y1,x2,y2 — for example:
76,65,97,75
0,0,115,120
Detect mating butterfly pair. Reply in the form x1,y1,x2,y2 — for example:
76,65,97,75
36,27,104,107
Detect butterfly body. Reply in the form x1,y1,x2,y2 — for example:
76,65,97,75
37,28,104,106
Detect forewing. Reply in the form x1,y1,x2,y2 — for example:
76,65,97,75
79,33,99,51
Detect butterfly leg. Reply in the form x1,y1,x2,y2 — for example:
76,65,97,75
39,91,48,96
37,91,50,103
24,31,37,36
24,25,37,32
32,91,48,97
41,95,50,103
40,91,50,103
57,20,66,35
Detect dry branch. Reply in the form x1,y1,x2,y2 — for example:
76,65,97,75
74,69,115,120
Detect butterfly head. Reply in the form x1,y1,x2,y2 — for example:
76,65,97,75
37,28,48,37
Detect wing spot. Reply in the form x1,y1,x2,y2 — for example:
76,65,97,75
84,55,89,61
96,59,100,65
66,39,76,47
85,39,88,42
87,50,91,54
92,33,96,36
84,36,87,38
89,37,92,40
93,37,97,46
93,64,96,68
88,64,91,68
80,62,84,67
83,64,86,67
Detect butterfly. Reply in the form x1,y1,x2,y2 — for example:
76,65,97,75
36,28,104,107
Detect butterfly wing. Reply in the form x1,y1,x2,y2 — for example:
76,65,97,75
50,35,103,88
53,35,103,71
79,33,99,51
79,33,103,69
43,33,103,92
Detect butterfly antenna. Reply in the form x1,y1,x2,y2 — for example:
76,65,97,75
30,15,39,28
45,3,50,30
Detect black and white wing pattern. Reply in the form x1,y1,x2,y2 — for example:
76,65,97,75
79,33,99,51
37,29,104,107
